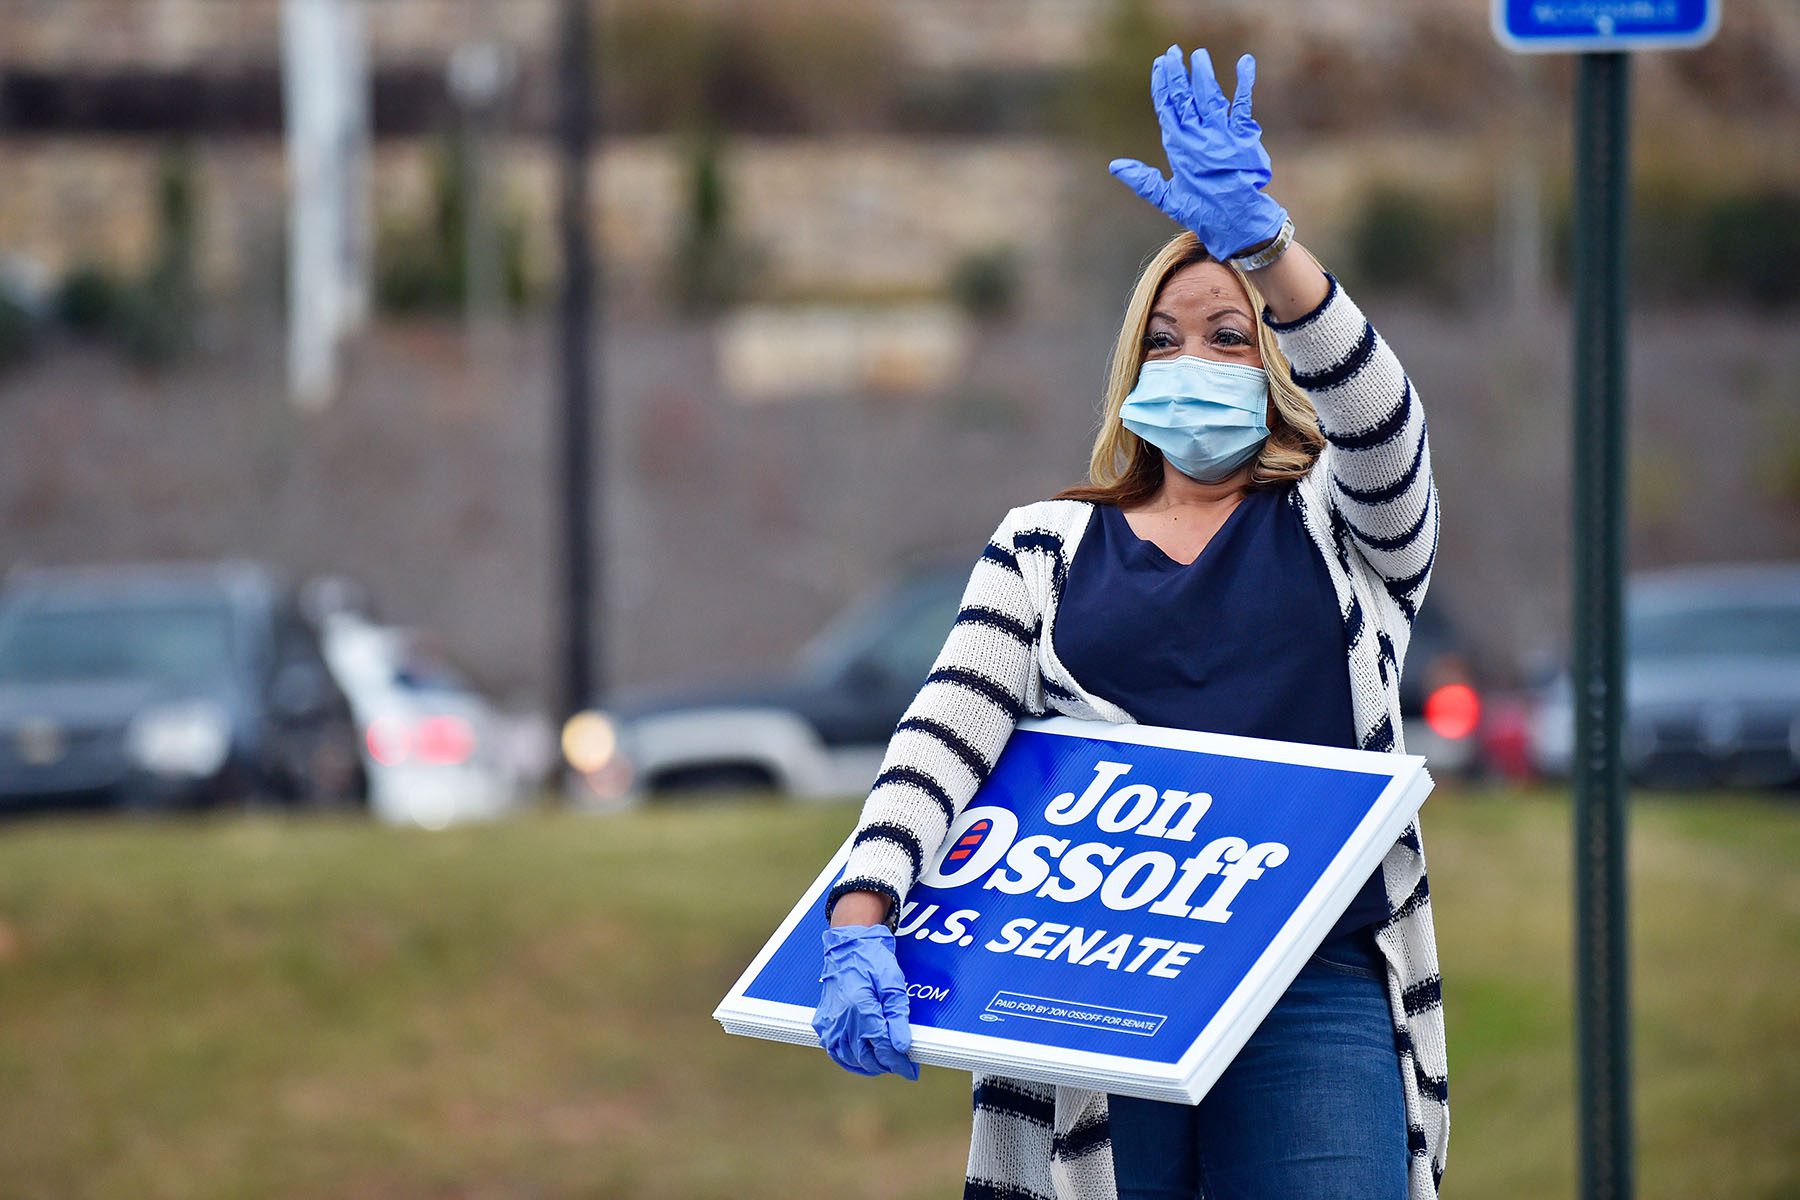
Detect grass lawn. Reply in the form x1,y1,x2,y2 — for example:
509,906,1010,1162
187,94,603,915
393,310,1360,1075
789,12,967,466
0,787,1794,1199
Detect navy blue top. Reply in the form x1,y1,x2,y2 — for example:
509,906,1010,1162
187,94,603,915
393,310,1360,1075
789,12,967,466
1054,486,1388,938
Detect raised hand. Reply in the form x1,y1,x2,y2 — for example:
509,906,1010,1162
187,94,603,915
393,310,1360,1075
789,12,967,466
1108,45,1289,262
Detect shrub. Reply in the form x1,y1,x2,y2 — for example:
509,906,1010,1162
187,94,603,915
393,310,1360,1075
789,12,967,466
115,147,200,366
1345,185,1484,303
1697,189,1800,309
0,290,36,371
671,127,756,313
602,1,897,135
1060,0,1251,154
948,247,1022,324
53,266,125,335
1551,181,1800,309
38,150,202,366
375,133,534,315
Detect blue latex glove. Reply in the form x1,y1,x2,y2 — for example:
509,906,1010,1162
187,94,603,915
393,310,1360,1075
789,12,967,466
811,924,920,1080
1108,45,1289,261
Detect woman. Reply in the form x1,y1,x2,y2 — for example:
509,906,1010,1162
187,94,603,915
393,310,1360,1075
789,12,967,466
812,45,1447,1200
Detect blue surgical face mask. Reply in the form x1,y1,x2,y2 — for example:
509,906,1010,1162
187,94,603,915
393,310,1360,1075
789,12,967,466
1119,355,1271,483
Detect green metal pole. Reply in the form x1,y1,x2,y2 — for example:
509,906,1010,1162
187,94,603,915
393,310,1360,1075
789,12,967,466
1571,50,1634,1200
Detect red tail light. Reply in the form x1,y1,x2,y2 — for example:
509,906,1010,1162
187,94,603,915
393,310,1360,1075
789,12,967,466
365,717,411,766
414,715,476,765
1424,683,1481,740
365,715,475,766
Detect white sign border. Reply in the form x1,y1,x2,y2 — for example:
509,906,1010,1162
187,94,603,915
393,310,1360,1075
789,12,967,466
715,716,1434,1103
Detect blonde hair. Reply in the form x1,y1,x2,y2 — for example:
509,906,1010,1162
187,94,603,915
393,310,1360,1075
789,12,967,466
1055,230,1324,507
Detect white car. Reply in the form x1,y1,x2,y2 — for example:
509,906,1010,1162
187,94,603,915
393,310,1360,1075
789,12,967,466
320,613,526,828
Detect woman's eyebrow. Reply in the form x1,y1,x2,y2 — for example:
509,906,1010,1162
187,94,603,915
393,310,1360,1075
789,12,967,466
1149,305,1250,325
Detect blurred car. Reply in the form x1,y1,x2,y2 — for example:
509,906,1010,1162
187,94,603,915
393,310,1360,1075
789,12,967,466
319,612,523,828
0,561,364,815
1531,562,1800,789
1397,601,1487,777
561,563,1487,805
562,565,969,804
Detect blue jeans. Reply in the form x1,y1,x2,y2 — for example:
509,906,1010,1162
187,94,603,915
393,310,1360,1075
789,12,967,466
1107,926,1408,1200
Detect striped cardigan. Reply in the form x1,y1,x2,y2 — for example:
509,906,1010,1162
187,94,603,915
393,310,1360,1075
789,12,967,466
824,273,1448,1200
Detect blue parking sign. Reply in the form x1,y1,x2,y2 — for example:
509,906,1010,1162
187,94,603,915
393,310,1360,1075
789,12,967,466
715,716,1434,1103
1493,0,1720,53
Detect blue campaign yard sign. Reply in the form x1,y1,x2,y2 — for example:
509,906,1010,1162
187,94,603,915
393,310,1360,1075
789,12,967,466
1493,0,1720,53
715,716,1433,1103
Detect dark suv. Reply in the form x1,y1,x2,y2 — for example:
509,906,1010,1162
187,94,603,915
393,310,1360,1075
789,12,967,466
0,562,365,815
564,564,1486,802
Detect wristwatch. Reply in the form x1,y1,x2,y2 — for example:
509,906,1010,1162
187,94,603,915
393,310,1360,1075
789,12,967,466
1226,215,1295,272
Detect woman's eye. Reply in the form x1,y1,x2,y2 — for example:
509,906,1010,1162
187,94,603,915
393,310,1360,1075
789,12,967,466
1215,328,1251,346
1142,331,1177,350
